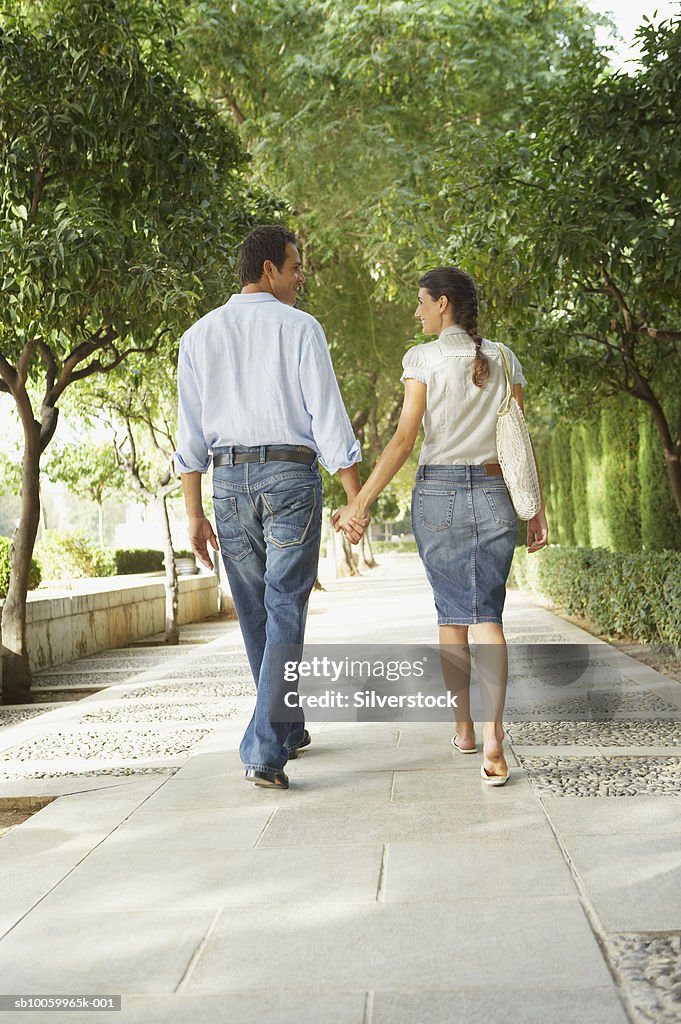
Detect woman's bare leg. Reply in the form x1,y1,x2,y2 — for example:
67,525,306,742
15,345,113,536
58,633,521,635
439,624,475,749
470,622,508,777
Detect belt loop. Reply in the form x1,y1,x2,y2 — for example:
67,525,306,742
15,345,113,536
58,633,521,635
259,445,267,464
224,448,234,467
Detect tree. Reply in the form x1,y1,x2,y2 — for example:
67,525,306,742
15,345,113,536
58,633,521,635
0,0,247,700
84,360,185,644
44,443,128,547
442,16,681,518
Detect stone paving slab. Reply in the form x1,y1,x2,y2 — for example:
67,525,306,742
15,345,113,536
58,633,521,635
542,795,681,835
0,908,216,994
141,769,395,811
559,834,681,932
39,841,384,912
371,988,630,1024
382,837,576,901
255,800,552,848
185,898,614,993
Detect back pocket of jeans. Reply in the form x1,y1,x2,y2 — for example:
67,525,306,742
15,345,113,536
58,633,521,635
483,487,516,526
263,486,317,548
213,495,252,561
418,489,455,532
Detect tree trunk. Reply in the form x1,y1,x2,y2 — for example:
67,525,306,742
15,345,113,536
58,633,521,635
332,526,359,578
2,421,41,704
641,391,681,519
38,477,48,540
158,493,180,645
356,532,377,570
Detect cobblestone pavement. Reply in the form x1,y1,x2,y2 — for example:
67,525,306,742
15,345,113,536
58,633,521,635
0,553,679,1024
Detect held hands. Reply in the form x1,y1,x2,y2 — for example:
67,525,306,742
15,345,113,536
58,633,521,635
187,515,220,569
527,507,549,554
332,502,371,545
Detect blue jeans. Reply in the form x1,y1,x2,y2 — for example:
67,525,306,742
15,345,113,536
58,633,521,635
212,446,322,773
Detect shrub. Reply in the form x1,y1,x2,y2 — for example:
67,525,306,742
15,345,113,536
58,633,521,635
35,530,115,583
112,549,164,574
510,545,681,645
0,535,42,598
112,549,195,574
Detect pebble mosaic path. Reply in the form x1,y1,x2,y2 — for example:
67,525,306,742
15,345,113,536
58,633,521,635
0,553,679,1024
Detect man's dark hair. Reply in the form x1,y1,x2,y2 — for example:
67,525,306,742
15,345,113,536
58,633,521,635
237,225,298,286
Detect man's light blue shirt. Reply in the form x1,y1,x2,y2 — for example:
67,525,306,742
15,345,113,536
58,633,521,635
174,293,361,476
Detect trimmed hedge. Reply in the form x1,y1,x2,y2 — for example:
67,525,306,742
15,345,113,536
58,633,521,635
0,536,42,598
510,545,681,645
113,548,164,574
113,549,195,574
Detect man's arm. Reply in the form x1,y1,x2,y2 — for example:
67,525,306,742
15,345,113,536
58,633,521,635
181,471,219,569
335,464,368,544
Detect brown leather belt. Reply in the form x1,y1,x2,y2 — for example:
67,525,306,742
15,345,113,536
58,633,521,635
213,447,316,467
482,463,503,476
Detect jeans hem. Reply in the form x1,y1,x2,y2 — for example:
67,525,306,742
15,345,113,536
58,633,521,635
244,762,285,773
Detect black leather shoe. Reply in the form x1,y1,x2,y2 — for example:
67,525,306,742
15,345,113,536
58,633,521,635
287,729,311,760
245,768,289,789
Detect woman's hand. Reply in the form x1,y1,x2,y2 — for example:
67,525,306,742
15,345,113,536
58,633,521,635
527,508,548,553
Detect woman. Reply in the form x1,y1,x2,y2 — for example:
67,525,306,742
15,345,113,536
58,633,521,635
335,267,548,785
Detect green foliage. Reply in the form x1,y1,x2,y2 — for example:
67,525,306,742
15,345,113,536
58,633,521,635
0,0,250,383
35,529,114,582
449,16,681,458
113,548,164,574
174,0,601,469
601,398,641,553
547,423,575,546
0,536,41,597
112,547,193,573
510,545,681,645
569,422,591,547
44,443,127,506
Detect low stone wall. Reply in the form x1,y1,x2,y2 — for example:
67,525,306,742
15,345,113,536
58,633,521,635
2,573,222,673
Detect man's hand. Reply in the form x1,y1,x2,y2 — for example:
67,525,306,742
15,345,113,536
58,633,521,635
333,504,371,545
188,515,220,569
527,508,548,553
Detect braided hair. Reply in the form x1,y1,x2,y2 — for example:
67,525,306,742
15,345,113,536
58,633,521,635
418,267,489,388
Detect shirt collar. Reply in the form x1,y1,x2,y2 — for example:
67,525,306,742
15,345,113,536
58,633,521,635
227,293,280,304
439,325,475,348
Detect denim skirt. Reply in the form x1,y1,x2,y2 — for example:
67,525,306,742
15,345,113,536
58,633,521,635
411,465,518,626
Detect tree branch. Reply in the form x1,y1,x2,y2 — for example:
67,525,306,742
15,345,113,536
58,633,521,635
641,327,681,342
36,339,58,395
122,415,151,499
28,168,46,220
16,338,39,386
0,353,19,394
600,265,637,334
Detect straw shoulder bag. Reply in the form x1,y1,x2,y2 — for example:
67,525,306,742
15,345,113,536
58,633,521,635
495,344,542,520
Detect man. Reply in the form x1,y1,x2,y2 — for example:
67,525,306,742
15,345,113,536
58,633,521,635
174,225,368,790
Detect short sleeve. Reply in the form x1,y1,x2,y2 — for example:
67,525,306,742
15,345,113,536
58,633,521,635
501,344,527,387
401,347,429,385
